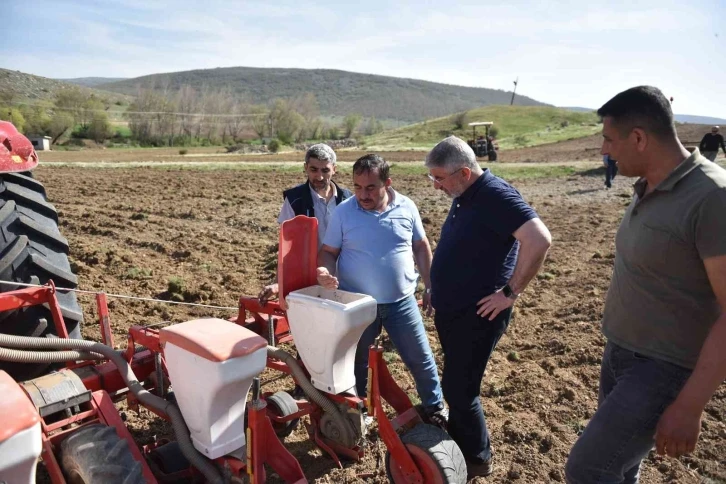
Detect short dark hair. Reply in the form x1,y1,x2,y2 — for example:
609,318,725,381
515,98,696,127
353,154,390,182
597,86,676,140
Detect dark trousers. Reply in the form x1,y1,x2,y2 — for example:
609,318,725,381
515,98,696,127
565,342,691,483
605,159,618,188
434,305,511,463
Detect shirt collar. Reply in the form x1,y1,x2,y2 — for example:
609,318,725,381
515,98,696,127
633,149,704,196
458,169,492,201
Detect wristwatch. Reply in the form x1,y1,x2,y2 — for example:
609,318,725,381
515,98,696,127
502,284,518,300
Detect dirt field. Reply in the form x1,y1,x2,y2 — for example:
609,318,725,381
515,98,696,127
32,142,725,483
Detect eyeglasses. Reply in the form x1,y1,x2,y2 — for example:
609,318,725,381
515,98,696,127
427,168,463,185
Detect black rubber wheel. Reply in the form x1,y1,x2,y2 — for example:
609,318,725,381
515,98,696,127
0,172,83,380
385,423,467,484
60,423,145,484
488,149,498,162
148,441,190,474
267,390,300,438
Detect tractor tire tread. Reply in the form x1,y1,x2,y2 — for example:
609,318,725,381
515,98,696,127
0,173,82,380
60,424,145,484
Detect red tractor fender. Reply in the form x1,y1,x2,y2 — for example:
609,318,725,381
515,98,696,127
0,121,39,173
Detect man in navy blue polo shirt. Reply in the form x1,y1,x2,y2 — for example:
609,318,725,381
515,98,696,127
317,154,447,426
426,136,552,478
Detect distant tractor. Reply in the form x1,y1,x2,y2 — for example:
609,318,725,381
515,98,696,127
467,121,498,161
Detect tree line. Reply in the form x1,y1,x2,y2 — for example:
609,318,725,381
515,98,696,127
0,85,385,147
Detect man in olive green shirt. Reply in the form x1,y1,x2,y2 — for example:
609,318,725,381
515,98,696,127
566,86,726,484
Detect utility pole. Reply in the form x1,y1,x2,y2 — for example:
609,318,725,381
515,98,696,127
510,77,519,106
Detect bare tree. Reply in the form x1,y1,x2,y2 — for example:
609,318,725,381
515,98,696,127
249,104,269,140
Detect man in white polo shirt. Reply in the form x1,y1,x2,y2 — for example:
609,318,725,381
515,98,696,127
258,143,352,304
316,154,447,427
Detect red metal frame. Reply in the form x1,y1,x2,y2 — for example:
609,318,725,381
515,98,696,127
246,398,306,484
0,285,307,483
0,121,39,173
1,214,441,483
236,297,294,345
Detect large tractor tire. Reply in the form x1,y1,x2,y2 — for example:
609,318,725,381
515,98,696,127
60,423,145,484
385,424,467,484
0,172,83,380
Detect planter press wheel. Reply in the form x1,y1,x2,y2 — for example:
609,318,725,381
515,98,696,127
267,390,300,438
385,424,467,484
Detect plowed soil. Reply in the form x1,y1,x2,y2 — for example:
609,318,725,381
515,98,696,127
32,137,725,483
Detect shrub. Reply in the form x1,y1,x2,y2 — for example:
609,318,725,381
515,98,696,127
268,139,281,153
167,276,185,294
513,135,529,147
179,149,188,155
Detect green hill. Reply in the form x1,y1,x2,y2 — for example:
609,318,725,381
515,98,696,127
98,67,548,123
0,68,131,106
364,105,601,150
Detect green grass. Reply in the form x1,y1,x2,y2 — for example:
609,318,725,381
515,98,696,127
114,125,131,137
364,105,601,151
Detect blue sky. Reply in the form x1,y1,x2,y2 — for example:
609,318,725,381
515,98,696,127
2,0,724,117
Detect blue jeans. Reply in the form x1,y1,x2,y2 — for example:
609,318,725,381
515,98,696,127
354,294,443,411
605,159,618,188
565,342,692,484
434,305,511,463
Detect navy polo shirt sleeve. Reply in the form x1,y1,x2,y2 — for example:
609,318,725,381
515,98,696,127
482,185,538,239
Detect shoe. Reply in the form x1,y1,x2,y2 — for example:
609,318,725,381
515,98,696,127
467,459,493,479
426,406,449,431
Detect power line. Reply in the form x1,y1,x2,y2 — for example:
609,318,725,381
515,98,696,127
5,100,266,118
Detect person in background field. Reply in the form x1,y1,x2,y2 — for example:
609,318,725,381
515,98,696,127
566,86,726,484
604,153,618,188
699,126,726,162
317,154,448,428
425,136,552,479
258,143,352,305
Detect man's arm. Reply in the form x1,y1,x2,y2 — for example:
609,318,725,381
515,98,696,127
699,135,708,152
655,253,726,458
413,237,434,316
477,217,552,320
720,135,726,155
317,244,341,289
278,198,295,224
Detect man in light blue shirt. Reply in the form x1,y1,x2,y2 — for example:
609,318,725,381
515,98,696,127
317,154,447,427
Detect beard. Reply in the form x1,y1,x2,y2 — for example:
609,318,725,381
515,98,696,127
312,179,330,192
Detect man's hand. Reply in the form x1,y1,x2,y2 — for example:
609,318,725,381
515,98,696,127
258,283,279,305
422,289,433,317
476,289,515,320
317,267,339,289
654,400,702,458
